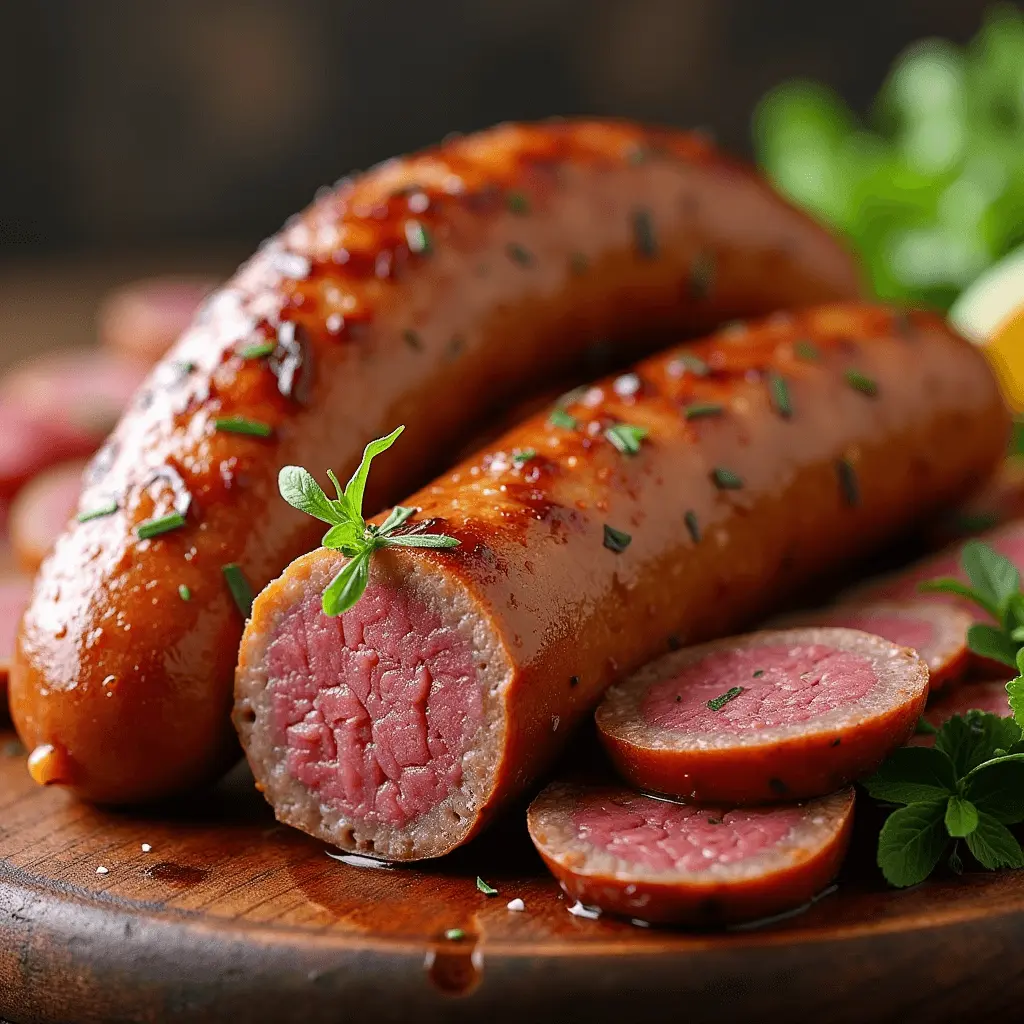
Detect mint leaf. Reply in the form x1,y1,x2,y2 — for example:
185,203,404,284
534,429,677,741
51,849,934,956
343,425,404,520
322,551,371,617
918,577,989,610
376,505,416,536
380,533,460,549
1008,676,1024,728
876,800,948,887
321,521,362,555
937,711,1019,776
965,812,1024,870
966,624,1018,669
945,796,979,838
966,758,1024,824
278,466,345,525
862,747,957,804
962,539,1020,614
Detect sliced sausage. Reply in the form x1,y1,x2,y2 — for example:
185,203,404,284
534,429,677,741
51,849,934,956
12,120,864,805
909,680,1013,747
772,601,973,690
234,305,1005,860
527,782,855,926
9,461,85,574
596,628,927,803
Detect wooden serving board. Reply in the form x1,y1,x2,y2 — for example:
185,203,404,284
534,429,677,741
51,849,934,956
1,725,1022,1024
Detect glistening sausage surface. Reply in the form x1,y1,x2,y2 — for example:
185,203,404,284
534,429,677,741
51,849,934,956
234,305,1008,860
12,120,862,804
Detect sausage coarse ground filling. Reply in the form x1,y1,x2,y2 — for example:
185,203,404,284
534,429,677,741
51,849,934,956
236,306,1006,860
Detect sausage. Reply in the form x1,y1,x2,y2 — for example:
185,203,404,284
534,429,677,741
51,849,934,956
772,601,974,690
527,782,855,926
11,119,863,805
234,304,1007,860
595,627,928,803
9,460,85,573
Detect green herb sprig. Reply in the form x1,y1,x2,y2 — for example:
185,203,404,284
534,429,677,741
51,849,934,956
279,426,459,616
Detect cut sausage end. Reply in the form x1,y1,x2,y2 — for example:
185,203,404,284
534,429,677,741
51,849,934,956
596,627,928,803
527,782,855,926
774,601,973,691
235,549,510,861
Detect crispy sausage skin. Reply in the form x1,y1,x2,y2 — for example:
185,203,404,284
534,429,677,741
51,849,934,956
235,305,1008,860
11,120,862,804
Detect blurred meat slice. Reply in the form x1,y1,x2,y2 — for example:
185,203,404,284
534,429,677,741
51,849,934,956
9,460,85,573
97,276,216,364
0,573,32,694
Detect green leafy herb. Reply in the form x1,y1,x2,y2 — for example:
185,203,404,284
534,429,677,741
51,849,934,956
222,563,254,617
238,341,276,359
605,423,649,456
684,402,724,421
768,373,793,418
506,242,534,267
136,512,187,541
279,426,459,616
548,408,578,430
794,340,820,362
711,466,744,490
405,220,432,255
916,717,939,736
632,208,657,258
77,500,118,523
603,524,632,553
506,191,530,215
178,584,191,601
512,448,537,466
684,509,701,544
865,708,1024,887
836,458,860,507
844,369,879,397
707,686,743,712
753,669,765,678
214,416,273,438
476,876,498,896
671,353,710,378
444,928,465,941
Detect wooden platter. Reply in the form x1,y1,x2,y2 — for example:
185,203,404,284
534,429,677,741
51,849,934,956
2,726,1024,1024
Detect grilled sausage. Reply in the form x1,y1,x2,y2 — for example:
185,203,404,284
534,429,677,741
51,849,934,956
234,305,1008,860
12,120,863,804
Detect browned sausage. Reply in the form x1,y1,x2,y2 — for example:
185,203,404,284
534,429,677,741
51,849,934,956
12,120,863,805
234,305,1007,860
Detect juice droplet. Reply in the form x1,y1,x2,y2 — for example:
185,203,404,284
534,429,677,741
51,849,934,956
27,743,74,786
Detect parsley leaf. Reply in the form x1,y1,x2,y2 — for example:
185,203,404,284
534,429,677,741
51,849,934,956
944,796,979,838
876,800,948,887
862,746,957,805
937,710,1020,777
965,757,1024,823
965,813,1024,870
962,538,1021,611
966,624,1019,668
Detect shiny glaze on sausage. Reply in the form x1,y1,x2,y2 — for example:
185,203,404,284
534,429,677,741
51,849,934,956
236,304,1008,859
12,120,861,804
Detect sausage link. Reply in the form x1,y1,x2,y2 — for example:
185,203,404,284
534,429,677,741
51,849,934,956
234,304,1008,860
11,120,860,804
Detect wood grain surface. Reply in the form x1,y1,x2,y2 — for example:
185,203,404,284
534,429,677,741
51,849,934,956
1,724,1023,1024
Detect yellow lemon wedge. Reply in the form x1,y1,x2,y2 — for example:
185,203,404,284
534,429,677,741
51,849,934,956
985,306,1024,413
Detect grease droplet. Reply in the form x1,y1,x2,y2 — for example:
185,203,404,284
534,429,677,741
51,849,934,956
144,862,209,886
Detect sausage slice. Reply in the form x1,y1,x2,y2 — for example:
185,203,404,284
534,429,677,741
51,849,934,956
527,782,855,926
909,680,1013,747
9,460,85,574
596,628,928,803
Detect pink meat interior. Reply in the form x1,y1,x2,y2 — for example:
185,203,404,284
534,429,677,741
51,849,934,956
573,792,804,873
642,643,877,734
266,578,482,828
823,612,935,658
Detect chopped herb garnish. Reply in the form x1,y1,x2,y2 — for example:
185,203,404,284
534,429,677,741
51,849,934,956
222,563,254,617
77,500,118,524
405,220,432,255
667,634,682,651
214,416,273,438
570,252,589,275
794,340,820,362
279,426,459,616
402,328,423,351
136,512,187,541
603,524,632,553
632,208,657,258
444,928,465,941
768,373,793,419
707,816,723,825
688,252,715,299
684,509,701,543
548,408,578,430
671,353,710,377
605,423,649,456
506,191,530,215
753,669,765,678
178,584,191,601
684,402,724,421
711,467,744,490
836,458,860,507
512,448,537,466
844,369,879,397
175,359,197,375
238,341,275,359
570,675,580,687
707,686,743,711
476,876,498,896
506,242,534,267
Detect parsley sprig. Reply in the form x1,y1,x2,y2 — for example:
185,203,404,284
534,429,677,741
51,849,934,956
278,426,459,616
865,710,1024,886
